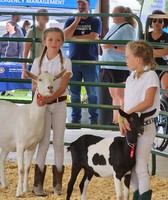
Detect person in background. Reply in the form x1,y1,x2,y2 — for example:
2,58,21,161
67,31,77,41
100,5,136,125
21,8,49,79
119,41,160,200
31,27,72,196
12,14,23,36
64,0,102,125
0,20,23,58
21,20,31,37
145,9,168,99
0,20,24,96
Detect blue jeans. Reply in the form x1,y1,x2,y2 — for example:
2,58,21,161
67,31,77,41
70,64,99,123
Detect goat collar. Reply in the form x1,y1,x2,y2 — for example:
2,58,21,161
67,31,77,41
126,134,136,158
37,92,43,99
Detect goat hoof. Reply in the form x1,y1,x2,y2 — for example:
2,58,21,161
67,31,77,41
1,184,7,189
16,190,23,198
16,194,23,198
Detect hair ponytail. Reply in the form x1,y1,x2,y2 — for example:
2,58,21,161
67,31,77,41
38,46,47,75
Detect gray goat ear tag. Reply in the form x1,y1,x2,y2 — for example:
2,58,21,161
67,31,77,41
136,112,141,117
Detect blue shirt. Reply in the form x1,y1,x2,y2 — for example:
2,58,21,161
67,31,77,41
101,23,136,70
64,16,102,60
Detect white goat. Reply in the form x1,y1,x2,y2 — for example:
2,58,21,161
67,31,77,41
0,69,66,197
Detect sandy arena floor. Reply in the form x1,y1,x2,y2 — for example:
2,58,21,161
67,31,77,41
0,162,168,200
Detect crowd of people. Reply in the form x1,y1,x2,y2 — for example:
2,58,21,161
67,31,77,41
0,0,167,199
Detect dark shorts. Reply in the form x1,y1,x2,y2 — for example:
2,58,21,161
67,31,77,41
100,68,130,83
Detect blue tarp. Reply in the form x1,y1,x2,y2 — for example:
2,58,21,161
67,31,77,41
0,0,97,9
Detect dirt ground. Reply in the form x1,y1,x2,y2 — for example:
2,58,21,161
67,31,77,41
0,162,168,200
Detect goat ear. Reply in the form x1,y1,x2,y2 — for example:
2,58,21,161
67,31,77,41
140,109,156,120
24,69,38,81
54,69,67,79
119,109,129,119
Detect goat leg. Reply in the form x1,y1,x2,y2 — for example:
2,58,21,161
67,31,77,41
23,148,36,193
0,149,8,188
16,146,24,197
80,170,93,200
123,173,131,200
113,174,122,200
66,165,81,200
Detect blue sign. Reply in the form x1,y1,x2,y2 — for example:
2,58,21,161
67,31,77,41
0,0,97,9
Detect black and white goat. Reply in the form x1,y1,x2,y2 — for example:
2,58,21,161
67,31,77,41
66,109,156,200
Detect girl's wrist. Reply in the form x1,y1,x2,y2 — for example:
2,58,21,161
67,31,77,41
118,117,124,123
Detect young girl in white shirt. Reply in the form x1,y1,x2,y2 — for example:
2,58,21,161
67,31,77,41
119,41,160,200
30,27,72,196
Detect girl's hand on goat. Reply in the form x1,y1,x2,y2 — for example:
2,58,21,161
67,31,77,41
119,122,126,136
119,119,131,136
37,97,48,106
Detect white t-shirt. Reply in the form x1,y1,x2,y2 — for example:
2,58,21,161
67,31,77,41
124,70,160,118
31,54,72,96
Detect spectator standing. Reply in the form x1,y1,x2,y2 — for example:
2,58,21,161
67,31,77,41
31,27,72,196
0,20,23,58
21,9,49,79
100,6,136,125
21,20,31,37
145,10,168,99
64,0,102,125
12,14,24,36
0,20,24,96
119,41,160,200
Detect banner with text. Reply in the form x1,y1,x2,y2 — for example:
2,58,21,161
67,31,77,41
0,0,97,9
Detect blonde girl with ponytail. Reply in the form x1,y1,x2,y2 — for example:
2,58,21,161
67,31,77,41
30,27,72,197
119,41,160,200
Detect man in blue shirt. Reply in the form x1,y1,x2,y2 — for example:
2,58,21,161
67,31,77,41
64,0,102,125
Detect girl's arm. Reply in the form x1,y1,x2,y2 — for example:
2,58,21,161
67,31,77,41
126,87,157,114
118,103,127,136
118,87,157,135
21,42,31,79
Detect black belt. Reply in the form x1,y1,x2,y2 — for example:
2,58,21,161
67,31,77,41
47,96,67,104
143,118,155,126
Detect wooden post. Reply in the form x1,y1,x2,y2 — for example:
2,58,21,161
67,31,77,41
99,0,109,38
98,0,113,125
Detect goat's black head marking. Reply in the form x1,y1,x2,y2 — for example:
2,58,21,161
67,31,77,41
119,109,156,135
119,109,144,135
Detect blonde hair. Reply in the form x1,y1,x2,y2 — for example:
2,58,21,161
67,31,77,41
38,27,65,74
113,6,137,28
126,41,157,78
